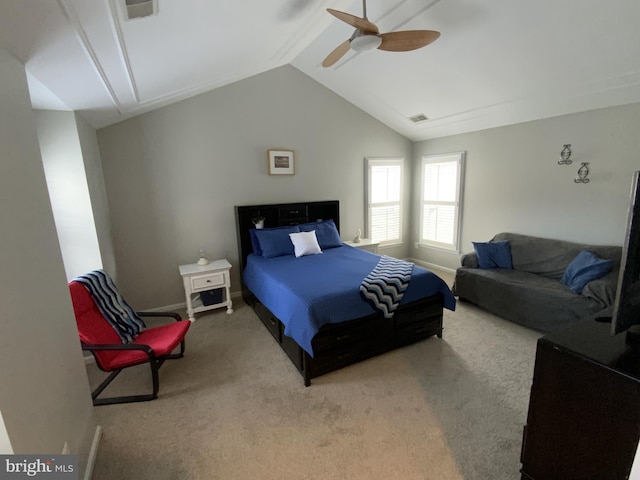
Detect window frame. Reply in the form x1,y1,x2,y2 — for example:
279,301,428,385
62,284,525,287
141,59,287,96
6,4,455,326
419,151,465,253
365,157,404,247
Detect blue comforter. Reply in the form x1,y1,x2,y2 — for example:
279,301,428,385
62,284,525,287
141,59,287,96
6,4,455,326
243,245,456,357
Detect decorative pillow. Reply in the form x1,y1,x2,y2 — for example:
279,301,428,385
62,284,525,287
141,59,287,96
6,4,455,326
249,229,262,256
254,225,300,258
561,250,612,294
472,240,513,269
289,231,322,258
298,219,342,249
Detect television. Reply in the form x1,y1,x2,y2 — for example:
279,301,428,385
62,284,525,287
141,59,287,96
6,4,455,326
611,170,640,338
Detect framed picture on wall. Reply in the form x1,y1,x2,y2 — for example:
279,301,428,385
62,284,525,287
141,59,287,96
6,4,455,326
268,149,295,175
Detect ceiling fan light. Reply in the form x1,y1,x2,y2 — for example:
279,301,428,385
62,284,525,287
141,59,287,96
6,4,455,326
350,34,382,52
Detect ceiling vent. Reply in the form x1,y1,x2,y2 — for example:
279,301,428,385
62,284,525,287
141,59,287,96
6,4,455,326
125,0,156,20
409,114,429,123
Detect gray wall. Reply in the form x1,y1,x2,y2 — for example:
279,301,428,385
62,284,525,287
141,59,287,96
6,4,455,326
411,103,640,270
35,110,104,280
0,49,95,471
76,112,117,278
97,65,413,309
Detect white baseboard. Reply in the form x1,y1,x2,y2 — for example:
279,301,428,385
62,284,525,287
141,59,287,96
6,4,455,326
145,290,243,314
145,302,185,312
406,258,456,274
84,425,102,480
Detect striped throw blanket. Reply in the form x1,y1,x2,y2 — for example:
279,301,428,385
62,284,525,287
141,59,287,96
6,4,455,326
360,256,413,318
74,270,146,343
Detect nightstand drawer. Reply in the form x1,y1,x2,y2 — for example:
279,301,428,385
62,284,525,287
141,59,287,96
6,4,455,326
191,272,225,291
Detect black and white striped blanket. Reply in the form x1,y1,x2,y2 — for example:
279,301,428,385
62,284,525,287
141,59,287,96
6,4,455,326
360,256,413,318
74,269,146,343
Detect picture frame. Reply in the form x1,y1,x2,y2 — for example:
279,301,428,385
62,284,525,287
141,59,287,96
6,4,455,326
268,149,295,175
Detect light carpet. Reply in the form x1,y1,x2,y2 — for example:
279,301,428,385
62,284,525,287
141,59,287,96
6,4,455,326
88,297,542,480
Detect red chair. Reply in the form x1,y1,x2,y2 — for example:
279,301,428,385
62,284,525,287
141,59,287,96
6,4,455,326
69,281,191,405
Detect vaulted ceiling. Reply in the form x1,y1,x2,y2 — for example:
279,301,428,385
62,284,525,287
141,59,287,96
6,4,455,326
2,0,639,141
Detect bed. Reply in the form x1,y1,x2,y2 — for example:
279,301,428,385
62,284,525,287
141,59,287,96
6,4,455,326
235,200,456,386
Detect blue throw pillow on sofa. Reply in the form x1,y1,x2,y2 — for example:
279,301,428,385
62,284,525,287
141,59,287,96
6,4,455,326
472,240,513,269
561,249,612,294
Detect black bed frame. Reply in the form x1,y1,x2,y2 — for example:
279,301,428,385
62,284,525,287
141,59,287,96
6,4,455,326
235,200,445,386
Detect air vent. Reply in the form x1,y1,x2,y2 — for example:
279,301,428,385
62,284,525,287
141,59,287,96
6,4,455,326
409,114,429,123
125,0,156,19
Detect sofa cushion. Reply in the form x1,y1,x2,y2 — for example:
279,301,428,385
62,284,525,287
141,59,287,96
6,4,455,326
492,233,621,280
561,250,612,294
453,267,606,332
472,240,513,269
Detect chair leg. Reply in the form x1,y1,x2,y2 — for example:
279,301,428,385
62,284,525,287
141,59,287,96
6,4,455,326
165,339,186,359
92,360,163,406
92,369,123,401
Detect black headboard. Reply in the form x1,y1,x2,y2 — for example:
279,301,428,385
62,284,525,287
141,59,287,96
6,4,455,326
235,200,340,271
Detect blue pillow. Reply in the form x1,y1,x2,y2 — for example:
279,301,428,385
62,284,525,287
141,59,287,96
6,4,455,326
249,229,262,256
561,250,612,294
254,225,300,258
472,240,513,269
298,219,342,249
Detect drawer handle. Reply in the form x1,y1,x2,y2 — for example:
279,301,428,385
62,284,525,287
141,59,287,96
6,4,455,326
206,279,211,283
337,353,352,361
336,334,350,342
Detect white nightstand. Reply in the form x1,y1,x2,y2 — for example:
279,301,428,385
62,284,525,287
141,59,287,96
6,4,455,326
343,238,380,254
179,259,233,321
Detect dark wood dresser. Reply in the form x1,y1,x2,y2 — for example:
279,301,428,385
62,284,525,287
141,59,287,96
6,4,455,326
521,320,640,479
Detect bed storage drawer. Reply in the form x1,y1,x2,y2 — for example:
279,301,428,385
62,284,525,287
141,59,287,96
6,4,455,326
254,302,281,342
394,302,442,329
393,296,443,347
395,316,442,347
311,318,372,354
309,340,371,378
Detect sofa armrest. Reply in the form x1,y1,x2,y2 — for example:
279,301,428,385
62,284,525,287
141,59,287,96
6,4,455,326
582,273,618,307
461,252,479,268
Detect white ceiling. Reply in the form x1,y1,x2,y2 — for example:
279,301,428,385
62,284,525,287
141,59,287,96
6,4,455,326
2,0,639,141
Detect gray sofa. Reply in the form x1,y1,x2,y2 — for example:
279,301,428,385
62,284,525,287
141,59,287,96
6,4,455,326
452,232,622,332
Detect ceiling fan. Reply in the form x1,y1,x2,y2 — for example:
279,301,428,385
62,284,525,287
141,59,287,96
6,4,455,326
322,0,440,68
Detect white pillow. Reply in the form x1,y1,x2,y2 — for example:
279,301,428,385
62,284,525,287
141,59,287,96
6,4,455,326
289,230,322,258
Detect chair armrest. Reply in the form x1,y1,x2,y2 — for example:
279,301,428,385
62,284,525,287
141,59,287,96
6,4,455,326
460,252,479,268
82,342,156,359
138,311,182,322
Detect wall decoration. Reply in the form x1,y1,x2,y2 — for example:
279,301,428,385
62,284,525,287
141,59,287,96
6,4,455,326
558,144,572,165
574,162,590,184
268,149,295,175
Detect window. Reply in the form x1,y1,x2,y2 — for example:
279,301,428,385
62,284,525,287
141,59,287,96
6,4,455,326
366,157,403,245
420,152,465,252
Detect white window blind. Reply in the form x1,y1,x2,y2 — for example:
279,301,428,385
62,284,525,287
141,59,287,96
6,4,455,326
367,158,403,245
420,152,465,251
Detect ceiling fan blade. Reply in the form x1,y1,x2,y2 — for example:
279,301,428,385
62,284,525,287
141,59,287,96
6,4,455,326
327,8,379,34
378,30,441,52
322,39,351,68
